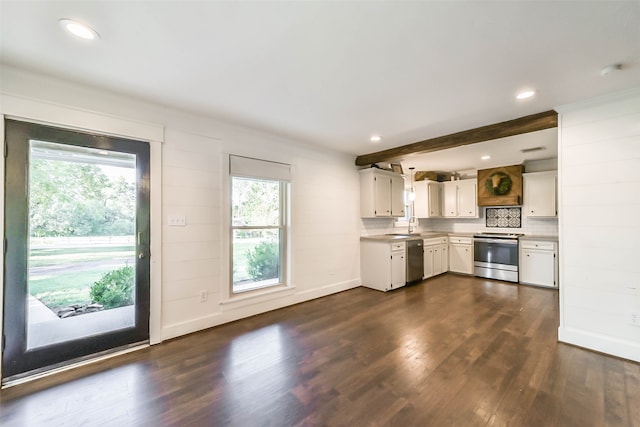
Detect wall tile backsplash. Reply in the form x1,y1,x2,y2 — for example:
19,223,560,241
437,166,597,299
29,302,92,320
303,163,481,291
486,207,521,228
361,208,559,237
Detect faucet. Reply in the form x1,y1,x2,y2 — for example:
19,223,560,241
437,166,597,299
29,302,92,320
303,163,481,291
408,216,417,234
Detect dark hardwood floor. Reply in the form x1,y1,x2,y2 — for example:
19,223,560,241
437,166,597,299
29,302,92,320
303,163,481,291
1,274,639,426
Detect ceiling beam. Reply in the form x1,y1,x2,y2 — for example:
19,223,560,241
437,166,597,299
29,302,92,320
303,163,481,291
355,110,558,166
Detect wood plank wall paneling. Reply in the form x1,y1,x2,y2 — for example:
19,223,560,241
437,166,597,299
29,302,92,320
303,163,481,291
2,275,639,426
355,110,558,166
558,89,640,361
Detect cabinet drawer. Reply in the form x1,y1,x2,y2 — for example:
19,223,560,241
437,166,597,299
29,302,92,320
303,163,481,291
449,236,472,245
391,242,406,251
424,237,447,246
520,241,555,250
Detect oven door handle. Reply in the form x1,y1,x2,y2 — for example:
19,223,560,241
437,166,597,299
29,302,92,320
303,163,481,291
474,238,518,245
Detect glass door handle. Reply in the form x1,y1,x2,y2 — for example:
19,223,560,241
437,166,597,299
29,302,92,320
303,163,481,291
139,253,145,259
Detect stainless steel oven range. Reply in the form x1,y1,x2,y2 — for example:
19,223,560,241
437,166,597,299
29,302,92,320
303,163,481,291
473,232,524,282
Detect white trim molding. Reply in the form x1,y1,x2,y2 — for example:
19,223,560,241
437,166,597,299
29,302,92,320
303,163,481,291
558,326,640,363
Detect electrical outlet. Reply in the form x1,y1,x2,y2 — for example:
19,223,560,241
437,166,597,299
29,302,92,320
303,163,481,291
168,215,186,226
630,311,640,327
199,290,208,303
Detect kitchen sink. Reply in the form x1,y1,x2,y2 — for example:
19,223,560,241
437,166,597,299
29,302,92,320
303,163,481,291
384,233,421,238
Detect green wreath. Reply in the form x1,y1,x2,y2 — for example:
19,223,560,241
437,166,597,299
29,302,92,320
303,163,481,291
485,172,512,196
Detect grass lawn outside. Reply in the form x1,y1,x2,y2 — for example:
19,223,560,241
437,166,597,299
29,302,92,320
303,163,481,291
29,239,135,312
30,267,120,311
29,246,134,267
232,240,254,282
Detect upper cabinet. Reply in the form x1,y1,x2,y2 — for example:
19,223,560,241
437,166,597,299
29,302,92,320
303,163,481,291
443,179,478,218
360,168,405,218
414,180,442,218
523,171,557,217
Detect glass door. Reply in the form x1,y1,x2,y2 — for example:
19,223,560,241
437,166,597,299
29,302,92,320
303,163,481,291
2,119,150,382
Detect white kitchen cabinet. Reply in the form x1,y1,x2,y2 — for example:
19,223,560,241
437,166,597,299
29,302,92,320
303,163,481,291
390,173,405,217
523,171,557,217
441,244,449,273
443,179,478,218
448,235,474,274
360,168,406,218
519,239,558,288
414,180,442,218
423,236,448,279
361,240,406,292
390,247,406,289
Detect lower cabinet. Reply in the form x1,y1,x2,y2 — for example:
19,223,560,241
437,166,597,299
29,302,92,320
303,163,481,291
423,236,448,279
519,239,558,288
361,240,406,292
448,236,474,274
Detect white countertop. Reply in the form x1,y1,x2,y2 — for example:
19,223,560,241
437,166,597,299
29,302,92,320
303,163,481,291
519,235,559,242
361,231,558,242
360,232,448,242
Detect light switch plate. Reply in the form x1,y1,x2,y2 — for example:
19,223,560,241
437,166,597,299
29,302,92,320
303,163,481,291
168,215,186,226
630,311,640,327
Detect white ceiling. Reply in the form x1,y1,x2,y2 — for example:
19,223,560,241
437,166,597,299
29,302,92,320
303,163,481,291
1,1,639,172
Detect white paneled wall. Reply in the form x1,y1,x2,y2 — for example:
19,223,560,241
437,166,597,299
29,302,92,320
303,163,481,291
0,66,361,346
161,129,222,327
557,87,640,362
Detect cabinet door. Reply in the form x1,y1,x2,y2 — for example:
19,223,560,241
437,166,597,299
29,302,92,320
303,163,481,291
441,245,449,272
433,246,444,275
391,252,406,288
457,180,477,217
414,181,428,218
524,173,557,217
443,182,458,217
374,175,391,217
423,246,434,278
428,182,442,217
449,244,473,274
520,249,556,287
415,181,441,218
390,174,406,217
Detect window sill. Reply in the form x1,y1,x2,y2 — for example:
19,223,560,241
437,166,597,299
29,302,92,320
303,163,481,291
219,285,297,308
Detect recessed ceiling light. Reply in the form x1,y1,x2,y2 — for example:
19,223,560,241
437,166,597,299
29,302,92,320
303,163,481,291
370,135,382,142
600,63,622,77
516,90,536,100
59,18,100,40
481,155,491,160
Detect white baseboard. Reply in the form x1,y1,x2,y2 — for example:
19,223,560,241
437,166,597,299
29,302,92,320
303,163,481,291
558,326,640,362
161,279,360,341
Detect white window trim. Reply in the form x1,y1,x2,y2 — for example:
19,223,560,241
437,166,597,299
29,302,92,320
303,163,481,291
222,154,291,302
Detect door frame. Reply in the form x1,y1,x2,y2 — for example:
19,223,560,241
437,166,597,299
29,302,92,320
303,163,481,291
0,97,163,381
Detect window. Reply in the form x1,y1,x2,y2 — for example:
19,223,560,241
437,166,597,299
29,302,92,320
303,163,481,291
394,189,412,227
229,156,289,294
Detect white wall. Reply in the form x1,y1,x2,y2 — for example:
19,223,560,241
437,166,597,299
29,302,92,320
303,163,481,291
0,66,361,348
557,87,640,362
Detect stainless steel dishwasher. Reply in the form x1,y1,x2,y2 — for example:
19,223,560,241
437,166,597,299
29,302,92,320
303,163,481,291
406,239,424,284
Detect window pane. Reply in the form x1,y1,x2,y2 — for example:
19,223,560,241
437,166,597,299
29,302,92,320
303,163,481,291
232,177,280,227
27,140,137,349
232,228,281,293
